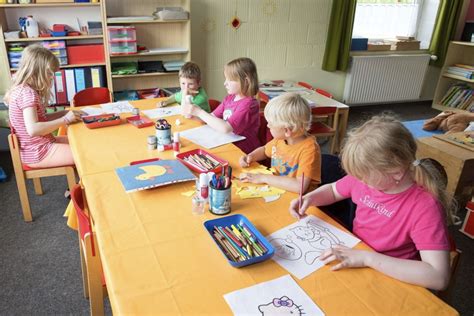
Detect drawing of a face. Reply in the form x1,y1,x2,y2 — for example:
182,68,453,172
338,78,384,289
270,238,302,261
291,226,317,241
258,296,303,315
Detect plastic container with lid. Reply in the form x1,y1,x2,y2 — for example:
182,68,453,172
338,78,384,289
109,40,137,55
107,26,136,42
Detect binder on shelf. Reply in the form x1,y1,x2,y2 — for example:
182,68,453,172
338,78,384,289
91,67,105,87
84,68,93,88
74,68,86,93
54,70,67,105
65,69,76,103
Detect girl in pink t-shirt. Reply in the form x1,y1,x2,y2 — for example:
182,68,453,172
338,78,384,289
289,115,454,291
6,46,83,168
182,57,260,154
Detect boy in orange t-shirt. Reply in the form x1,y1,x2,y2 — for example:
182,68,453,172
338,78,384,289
239,93,321,193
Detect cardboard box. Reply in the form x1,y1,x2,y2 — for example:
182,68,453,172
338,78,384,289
386,39,420,51
367,43,391,51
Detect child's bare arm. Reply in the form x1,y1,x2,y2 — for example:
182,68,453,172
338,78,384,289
158,94,176,107
239,146,267,167
23,107,81,136
320,246,450,290
289,183,344,219
183,104,233,133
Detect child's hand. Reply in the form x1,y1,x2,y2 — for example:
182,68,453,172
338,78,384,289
239,155,251,167
319,245,371,270
240,173,265,184
65,110,83,123
157,101,166,108
182,101,199,117
289,195,312,219
188,89,198,96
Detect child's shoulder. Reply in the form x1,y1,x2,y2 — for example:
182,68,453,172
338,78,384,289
9,84,38,101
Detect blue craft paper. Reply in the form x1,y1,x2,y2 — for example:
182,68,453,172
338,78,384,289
402,119,444,139
115,160,196,193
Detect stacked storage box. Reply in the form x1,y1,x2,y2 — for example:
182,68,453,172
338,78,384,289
7,45,25,69
107,26,137,55
42,40,68,65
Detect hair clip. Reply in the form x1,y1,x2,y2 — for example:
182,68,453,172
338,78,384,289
412,159,421,167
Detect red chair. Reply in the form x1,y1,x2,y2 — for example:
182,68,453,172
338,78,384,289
208,99,220,112
72,87,111,107
71,184,107,316
297,81,314,89
315,88,333,99
258,112,273,167
309,106,340,154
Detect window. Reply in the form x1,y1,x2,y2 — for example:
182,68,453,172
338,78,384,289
352,0,440,49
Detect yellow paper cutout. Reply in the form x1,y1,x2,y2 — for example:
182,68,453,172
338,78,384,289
181,190,196,197
237,185,285,199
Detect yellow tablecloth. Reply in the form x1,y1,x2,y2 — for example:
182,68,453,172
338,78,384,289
69,98,458,315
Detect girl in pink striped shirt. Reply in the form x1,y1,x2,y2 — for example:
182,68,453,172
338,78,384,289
6,45,83,168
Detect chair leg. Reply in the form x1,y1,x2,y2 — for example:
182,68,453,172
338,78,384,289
13,171,33,222
33,178,43,195
79,237,90,299
329,136,337,154
88,272,105,316
65,167,77,193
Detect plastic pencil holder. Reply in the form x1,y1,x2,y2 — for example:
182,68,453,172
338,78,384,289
209,182,231,215
155,127,172,145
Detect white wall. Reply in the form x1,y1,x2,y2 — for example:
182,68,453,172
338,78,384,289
190,0,347,101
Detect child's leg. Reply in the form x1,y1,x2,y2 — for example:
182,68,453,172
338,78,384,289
27,141,75,168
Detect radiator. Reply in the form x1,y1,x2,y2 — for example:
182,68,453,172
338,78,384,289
343,54,430,105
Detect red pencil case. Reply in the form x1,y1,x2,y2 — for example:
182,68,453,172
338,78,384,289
176,149,227,174
126,115,154,128
82,114,122,129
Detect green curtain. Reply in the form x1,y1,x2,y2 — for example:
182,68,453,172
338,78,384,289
322,0,357,72
429,0,464,67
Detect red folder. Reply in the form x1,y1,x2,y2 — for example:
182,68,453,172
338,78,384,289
54,69,68,105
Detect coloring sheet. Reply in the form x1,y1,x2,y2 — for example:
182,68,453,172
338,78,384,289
268,215,360,279
142,105,182,119
81,106,105,116
180,125,246,149
100,101,134,114
224,274,324,316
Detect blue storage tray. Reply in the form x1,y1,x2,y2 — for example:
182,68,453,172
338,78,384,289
204,214,274,268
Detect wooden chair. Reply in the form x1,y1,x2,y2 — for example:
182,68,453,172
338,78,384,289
315,88,333,99
71,184,107,316
309,106,340,154
208,99,220,112
72,87,111,107
8,133,76,222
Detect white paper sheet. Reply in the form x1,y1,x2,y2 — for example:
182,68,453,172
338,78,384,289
179,125,246,149
81,106,105,116
267,215,360,279
224,274,324,316
100,101,134,114
142,105,181,119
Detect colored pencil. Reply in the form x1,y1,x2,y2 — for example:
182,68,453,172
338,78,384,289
299,173,305,214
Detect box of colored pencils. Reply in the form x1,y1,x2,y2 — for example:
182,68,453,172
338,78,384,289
176,149,227,174
203,214,274,268
82,114,122,129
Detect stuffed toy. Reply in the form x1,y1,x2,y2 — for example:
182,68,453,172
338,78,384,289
423,111,474,134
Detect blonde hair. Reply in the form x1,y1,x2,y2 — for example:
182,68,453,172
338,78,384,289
224,57,259,97
179,61,201,81
264,92,311,133
340,115,454,224
5,45,59,105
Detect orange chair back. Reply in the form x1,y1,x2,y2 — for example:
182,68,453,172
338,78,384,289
208,99,220,112
73,87,111,107
71,184,96,256
315,88,333,99
298,81,314,90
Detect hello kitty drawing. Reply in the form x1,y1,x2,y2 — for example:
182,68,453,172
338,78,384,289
258,296,304,315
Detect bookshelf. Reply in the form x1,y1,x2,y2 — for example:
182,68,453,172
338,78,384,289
103,0,191,97
0,2,108,104
432,41,474,112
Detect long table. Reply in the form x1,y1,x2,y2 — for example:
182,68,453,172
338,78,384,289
68,98,457,315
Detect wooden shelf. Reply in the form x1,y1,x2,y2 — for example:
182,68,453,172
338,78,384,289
112,72,178,79
110,49,188,58
5,35,103,43
442,73,474,84
0,3,100,8
432,104,469,113
107,19,188,24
